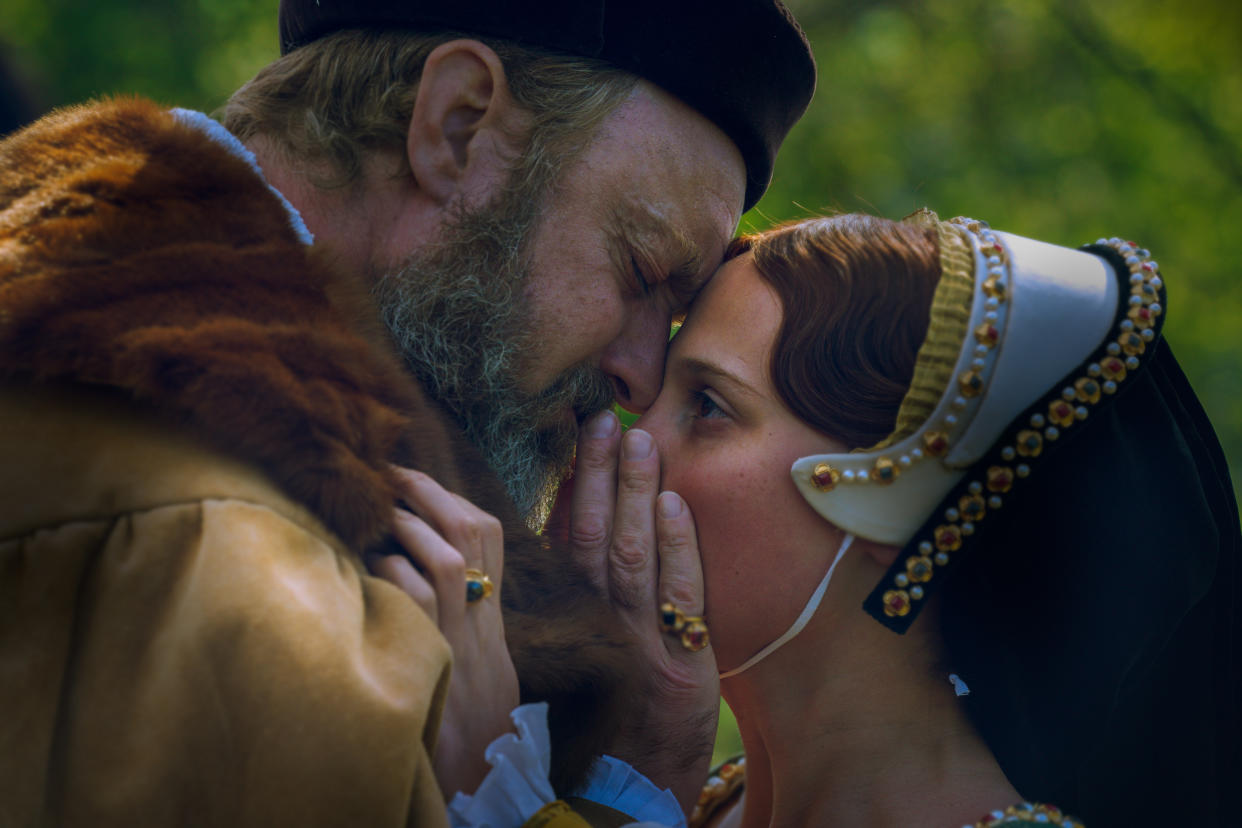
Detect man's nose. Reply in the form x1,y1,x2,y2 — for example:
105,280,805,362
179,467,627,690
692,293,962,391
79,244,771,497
599,306,669,414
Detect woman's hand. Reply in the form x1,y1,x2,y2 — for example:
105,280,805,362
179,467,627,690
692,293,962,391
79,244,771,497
366,468,519,801
545,412,719,815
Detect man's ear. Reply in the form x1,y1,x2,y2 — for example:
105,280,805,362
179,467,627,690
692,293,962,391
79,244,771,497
406,39,524,207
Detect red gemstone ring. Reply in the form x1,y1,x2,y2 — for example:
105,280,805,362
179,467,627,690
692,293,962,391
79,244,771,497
659,601,710,652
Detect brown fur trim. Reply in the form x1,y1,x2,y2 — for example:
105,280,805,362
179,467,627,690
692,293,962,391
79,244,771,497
0,97,416,549
0,98,640,794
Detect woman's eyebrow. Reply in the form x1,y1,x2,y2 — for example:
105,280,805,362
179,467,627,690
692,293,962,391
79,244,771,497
676,355,761,398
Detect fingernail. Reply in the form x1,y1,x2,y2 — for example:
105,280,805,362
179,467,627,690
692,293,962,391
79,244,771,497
623,428,653,459
587,409,618,439
658,491,683,518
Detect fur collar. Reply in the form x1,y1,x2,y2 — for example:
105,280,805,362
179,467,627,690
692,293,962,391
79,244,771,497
0,97,441,551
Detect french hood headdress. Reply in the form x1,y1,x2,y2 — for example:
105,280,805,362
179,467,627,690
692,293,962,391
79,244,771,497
789,211,1167,632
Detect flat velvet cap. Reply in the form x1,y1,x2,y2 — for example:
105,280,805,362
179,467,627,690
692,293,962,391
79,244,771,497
278,0,816,211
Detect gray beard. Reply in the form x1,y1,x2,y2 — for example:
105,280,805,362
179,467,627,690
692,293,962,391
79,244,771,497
373,192,615,524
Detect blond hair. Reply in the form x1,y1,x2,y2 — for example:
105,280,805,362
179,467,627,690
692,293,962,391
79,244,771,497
221,29,637,192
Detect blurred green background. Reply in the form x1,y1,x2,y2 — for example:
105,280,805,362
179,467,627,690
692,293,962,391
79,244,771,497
4,0,1239,766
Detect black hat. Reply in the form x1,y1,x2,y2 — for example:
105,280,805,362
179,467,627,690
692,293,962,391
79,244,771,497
277,0,816,211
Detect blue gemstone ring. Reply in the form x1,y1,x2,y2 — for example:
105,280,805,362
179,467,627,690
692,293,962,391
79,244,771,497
465,569,494,603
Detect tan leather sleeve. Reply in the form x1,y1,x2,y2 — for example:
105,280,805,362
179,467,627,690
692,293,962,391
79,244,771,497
1,498,452,827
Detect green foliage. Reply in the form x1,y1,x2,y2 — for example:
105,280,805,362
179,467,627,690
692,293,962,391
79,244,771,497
0,0,273,114
712,700,745,766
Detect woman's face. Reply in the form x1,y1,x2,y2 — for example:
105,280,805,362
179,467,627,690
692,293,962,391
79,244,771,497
635,254,849,672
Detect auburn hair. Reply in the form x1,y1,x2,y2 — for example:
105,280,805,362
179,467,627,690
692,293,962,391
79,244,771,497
729,213,942,449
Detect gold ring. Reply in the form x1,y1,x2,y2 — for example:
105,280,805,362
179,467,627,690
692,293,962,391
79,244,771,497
465,569,493,603
659,602,710,652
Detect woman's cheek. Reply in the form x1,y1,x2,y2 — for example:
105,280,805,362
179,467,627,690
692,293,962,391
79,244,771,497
677,457,773,607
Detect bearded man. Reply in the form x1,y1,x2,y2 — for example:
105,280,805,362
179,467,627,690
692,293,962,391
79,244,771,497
0,2,814,826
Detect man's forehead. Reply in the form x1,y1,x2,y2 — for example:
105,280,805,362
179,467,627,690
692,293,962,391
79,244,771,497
599,89,744,264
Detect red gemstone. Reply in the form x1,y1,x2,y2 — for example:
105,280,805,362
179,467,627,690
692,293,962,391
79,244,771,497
1054,403,1070,418
890,595,907,612
987,468,1013,492
928,435,948,454
1107,358,1124,372
686,629,707,648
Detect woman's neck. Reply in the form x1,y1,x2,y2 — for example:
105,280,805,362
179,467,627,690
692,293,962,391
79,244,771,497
719,612,1018,828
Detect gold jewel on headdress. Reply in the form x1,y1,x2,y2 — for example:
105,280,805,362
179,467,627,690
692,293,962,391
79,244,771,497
811,462,840,491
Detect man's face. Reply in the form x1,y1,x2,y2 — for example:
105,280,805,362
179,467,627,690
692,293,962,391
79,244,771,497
517,82,746,410
376,80,745,520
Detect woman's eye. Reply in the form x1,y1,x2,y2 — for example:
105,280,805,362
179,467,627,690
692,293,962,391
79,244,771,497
692,390,726,420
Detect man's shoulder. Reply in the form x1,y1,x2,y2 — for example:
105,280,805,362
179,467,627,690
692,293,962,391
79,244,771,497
0,381,454,828
0,95,300,250
0,96,170,165
0,100,433,552
2,97,187,196
0,384,339,548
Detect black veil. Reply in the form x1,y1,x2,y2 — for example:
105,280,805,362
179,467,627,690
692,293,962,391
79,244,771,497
941,338,1239,826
